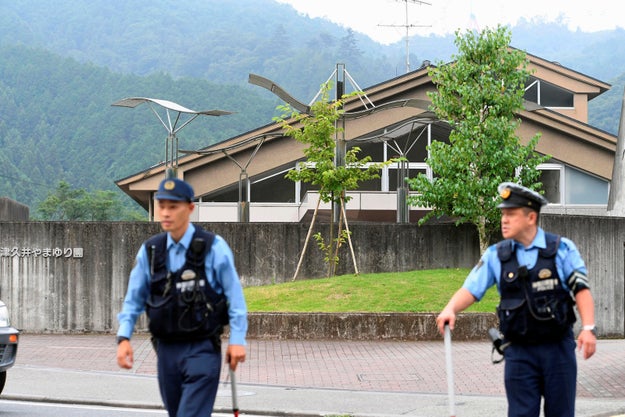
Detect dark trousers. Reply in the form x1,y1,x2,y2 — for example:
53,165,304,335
504,330,577,417
156,338,222,417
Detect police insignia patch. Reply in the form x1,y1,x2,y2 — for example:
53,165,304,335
538,268,552,279
181,269,196,280
164,180,176,190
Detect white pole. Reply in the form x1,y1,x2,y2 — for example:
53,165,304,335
444,324,456,417
229,368,239,417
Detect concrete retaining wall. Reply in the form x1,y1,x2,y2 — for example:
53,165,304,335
0,216,623,338
246,312,498,341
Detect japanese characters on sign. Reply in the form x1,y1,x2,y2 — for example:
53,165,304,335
0,247,84,258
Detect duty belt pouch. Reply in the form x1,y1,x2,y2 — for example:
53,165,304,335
497,297,528,342
497,265,531,343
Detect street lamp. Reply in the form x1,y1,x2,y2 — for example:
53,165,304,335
111,97,232,179
248,74,311,115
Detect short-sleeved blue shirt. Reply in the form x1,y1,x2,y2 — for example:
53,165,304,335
462,227,587,301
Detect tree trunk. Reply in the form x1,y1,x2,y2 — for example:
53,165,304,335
477,217,489,254
340,195,359,275
327,192,336,277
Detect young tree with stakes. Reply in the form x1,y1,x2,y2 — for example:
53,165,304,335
276,83,388,278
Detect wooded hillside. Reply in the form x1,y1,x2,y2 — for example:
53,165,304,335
1,0,623,216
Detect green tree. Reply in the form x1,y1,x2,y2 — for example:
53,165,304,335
407,26,548,252
277,83,388,278
83,190,122,221
35,180,132,221
36,181,87,221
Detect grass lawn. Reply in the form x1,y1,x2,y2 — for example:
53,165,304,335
244,268,499,313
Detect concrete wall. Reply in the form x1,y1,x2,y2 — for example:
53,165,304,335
0,216,622,338
541,215,625,338
246,312,498,341
0,197,29,221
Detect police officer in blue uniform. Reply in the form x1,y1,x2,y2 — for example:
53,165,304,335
436,182,596,417
116,178,247,417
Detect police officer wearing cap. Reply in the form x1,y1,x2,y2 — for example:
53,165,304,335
116,178,248,417
436,182,596,417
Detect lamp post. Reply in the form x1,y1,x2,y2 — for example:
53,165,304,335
112,97,232,179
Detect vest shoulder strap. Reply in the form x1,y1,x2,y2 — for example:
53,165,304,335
540,232,560,258
145,228,216,270
146,232,168,271
496,239,514,262
187,228,216,266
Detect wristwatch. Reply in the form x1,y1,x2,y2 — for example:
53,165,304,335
116,336,129,344
582,324,597,336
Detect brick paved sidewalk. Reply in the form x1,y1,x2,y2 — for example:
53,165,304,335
15,334,625,400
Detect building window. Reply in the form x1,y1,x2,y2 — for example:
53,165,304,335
537,163,608,205
538,164,562,204
564,166,608,204
389,163,427,191
525,77,574,108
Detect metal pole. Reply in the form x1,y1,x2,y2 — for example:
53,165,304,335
444,324,456,417
334,63,346,223
229,368,239,417
405,0,410,72
397,158,410,223
238,171,250,223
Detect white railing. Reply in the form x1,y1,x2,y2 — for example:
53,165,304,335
192,193,609,223
194,191,415,222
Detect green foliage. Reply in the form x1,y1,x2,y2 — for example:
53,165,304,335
312,229,350,266
0,0,402,103
0,45,276,214
0,1,622,219
35,180,144,221
407,26,549,251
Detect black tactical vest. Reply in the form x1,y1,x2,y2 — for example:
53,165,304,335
144,228,229,342
496,232,575,344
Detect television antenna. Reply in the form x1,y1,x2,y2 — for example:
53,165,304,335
379,0,431,73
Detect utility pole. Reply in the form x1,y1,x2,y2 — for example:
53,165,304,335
379,0,431,73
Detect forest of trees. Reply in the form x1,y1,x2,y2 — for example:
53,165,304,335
1,0,624,219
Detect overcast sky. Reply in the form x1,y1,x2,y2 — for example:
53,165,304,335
277,0,623,45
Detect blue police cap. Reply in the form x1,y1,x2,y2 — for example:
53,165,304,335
497,182,547,212
155,178,194,202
